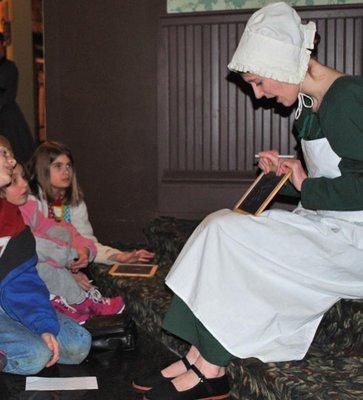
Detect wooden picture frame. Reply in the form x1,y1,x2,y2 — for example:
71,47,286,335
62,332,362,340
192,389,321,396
233,170,292,216
108,263,158,278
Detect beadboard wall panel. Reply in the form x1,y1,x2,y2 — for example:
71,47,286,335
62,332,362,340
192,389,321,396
158,5,363,217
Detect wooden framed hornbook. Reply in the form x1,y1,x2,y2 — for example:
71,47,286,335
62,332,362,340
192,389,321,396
108,263,158,278
233,170,292,216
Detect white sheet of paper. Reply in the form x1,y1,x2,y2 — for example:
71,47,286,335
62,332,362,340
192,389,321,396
25,376,98,391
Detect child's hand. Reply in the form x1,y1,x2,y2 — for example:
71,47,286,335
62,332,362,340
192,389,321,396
41,333,60,367
73,271,94,291
70,247,90,272
114,249,155,264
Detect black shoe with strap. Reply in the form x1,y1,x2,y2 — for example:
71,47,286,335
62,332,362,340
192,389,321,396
132,356,191,392
143,364,230,400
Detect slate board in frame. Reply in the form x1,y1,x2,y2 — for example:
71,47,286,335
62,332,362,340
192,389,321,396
108,263,158,278
233,170,292,216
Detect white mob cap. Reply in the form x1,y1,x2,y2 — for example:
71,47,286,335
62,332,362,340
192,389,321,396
228,2,316,84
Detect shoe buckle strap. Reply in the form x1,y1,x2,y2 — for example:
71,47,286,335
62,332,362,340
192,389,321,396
180,356,191,371
189,364,216,395
190,364,205,381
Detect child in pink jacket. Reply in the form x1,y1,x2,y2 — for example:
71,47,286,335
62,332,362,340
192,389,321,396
4,163,124,324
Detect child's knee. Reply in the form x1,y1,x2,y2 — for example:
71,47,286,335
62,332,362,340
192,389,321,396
5,341,52,375
61,326,91,364
73,328,91,363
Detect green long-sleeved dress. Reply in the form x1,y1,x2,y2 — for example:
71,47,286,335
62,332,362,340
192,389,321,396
163,75,363,366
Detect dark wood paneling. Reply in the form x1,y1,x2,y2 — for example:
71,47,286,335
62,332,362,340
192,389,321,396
44,0,164,242
158,5,363,217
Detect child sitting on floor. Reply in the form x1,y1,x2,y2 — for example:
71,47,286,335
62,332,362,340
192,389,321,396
3,161,124,324
0,142,91,375
28,141,155,268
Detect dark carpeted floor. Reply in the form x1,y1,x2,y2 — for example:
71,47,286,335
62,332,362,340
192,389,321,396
0,330,175,400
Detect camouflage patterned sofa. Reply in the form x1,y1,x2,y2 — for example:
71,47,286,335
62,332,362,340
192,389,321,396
89,217,363,400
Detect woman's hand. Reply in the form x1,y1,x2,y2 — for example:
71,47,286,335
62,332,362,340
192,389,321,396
257,150,280,174
41,333,60,368
113,249,155,264
70,247,90,272
72,271,94,291
277,158,307,191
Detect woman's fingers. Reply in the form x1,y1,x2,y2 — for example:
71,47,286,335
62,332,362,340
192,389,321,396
258,158,272,173
276,158,288,176
258,150,279,173
278,159,307,191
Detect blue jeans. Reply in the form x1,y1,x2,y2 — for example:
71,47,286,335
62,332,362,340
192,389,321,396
0,307,91,375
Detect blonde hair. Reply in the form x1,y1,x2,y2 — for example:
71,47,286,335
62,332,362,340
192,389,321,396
28,141,83,206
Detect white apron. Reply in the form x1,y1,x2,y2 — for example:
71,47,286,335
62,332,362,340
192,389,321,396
165,137,363,362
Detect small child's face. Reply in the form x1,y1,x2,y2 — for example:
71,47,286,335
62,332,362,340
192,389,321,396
5,164,29,206
0,146,16,188
49,154,73,192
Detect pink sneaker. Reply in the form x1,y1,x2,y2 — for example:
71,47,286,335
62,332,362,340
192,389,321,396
72,289,125,316
51,296,90,325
